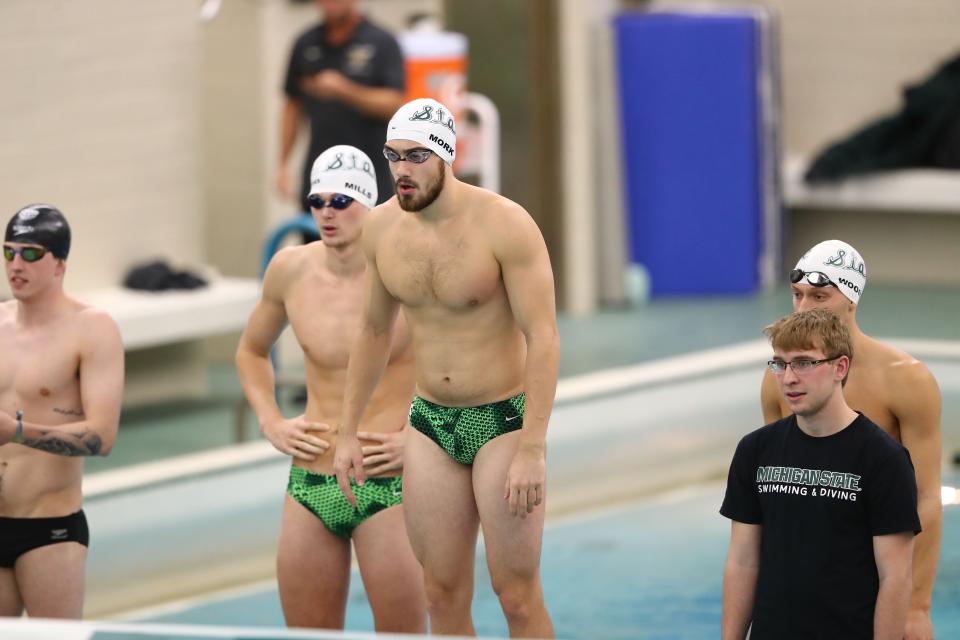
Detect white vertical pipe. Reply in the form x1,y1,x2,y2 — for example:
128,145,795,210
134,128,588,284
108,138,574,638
464,92,501,194
592,10,629,306
558,0,598,316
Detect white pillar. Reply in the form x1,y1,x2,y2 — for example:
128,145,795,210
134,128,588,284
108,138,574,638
558,0,598,315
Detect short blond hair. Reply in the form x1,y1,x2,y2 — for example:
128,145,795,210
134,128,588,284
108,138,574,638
764,309,853,363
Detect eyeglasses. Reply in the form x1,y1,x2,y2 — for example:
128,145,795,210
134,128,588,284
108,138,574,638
767,355,842,375
382,147,434,164
3,245,47,263
307,194,355,210
790,268,836,288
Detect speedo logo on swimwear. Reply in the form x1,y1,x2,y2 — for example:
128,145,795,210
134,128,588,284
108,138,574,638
50,528,68,540
838,277,861,295
345,182,373,200
428,133,454,156
11,224,34,236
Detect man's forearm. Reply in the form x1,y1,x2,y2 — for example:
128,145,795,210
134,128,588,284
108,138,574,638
339,329,393,437
911,495,943,610
875,574,912,639
278,99,301,164
721,564,757,640
15,418,110,457
236,348,284,428
519,330,560,448
337,82,404,121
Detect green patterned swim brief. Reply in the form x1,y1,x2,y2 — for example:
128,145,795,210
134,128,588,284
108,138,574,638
408,392,525,465
286,466,403,539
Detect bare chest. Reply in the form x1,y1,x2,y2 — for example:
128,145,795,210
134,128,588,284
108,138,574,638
0,327,82,406
378,228,502,309
285,276,365,368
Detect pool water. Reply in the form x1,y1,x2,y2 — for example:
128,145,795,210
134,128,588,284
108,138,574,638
143,475,960,639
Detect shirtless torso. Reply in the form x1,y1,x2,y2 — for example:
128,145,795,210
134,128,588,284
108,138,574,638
0,268,123,619
259,242,414,475
375,187,526,405
0,300,121,517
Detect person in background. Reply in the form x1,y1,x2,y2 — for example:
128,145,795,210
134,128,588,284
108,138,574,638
276,0,406,220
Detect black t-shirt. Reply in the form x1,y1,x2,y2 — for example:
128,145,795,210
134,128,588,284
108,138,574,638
720,413,920,639
284,18,405,207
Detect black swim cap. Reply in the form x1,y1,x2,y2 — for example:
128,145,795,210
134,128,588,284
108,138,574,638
5,204,71,259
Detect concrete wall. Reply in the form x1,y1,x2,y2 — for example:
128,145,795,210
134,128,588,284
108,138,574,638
0,1,204,294
0,0,441,398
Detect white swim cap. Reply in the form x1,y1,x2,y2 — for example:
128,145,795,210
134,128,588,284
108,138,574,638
793,239,867,305
386,97,457,165
309,145,377,209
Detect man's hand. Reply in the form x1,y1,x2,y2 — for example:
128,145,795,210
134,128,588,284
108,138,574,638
332,434,365,508
300,70,350,101
904,608,933,640
261,415,330,461
358,428,405,476
503,443,546,518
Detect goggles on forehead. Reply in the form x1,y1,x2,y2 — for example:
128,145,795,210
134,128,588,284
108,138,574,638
789,268,836,288
307,194,355,210
3,245,48,263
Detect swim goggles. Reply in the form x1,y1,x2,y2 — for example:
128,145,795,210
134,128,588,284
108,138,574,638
3,245,48,263
789,268,836,288
307,194,355,210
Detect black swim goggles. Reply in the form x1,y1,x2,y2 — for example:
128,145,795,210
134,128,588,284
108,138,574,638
3,245,48,263
307,194,355,210
382,146,434,164
789,268,836,288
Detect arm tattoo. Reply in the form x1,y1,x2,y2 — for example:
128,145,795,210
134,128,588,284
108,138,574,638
53,407,85,417
23,430,103,457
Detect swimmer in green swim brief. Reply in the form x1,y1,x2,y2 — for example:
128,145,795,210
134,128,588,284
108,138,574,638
236,144,425,632
334,98,560,638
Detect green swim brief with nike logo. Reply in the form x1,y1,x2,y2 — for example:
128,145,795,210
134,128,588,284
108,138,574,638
408,392,525,465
